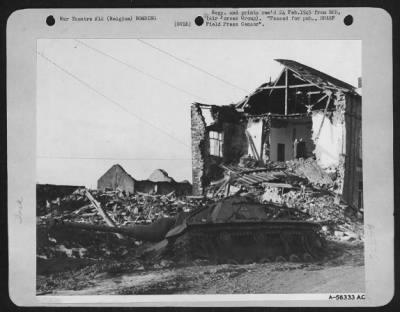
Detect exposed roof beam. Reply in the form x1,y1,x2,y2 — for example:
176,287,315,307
269,68,285,96
281,67,322,90
292,72,308,82
285,68,288,115
259,83,315,90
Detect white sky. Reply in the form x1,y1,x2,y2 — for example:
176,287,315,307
37,39,361,187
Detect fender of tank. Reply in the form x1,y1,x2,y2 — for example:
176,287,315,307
164,194,326,264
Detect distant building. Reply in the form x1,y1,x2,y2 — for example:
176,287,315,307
97,165,192,196
97,164,135,194
148,169,175,183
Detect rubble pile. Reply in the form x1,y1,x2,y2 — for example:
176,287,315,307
37,157,363,268
37,188,210,262
38,188,209,226
284,158,334,186
281,189,363,241
212,157,363,241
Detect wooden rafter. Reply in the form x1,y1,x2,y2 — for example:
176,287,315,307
259,83,315,90
281,66,322,90
285,68,288,115
269,68,285,96
292,72,308,82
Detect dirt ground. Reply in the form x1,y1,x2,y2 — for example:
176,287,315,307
37,239,364,295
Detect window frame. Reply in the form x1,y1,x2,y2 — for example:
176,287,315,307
209,131,223,157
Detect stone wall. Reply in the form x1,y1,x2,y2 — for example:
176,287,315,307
191,104,207,195
191,104,248,195
342,93,363,209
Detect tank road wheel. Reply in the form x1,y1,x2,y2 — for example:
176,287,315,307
253,232,266,244
303,253,314,262
242,258,255,265
191,235,218,264
259,257,272,263
226,258,240,265
289,254,301,262
304,231,325,260
172,238,190,265
215,231,235,264
275,256,287,262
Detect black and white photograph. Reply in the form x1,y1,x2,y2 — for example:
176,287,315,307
35,39,365,295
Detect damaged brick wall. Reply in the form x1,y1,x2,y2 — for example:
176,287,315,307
191,104,207,195
342,93,362,209
191,104,248,195
310,92,362,209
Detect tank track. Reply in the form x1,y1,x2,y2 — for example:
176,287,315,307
169,222,325,265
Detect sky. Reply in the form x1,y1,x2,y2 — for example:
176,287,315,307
37,39,361,188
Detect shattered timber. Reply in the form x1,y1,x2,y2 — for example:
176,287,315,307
37,59,364,295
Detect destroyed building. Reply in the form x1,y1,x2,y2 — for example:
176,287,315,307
97,164,136,194
98,165,192,196
191,59,362,209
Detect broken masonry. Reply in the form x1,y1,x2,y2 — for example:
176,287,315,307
191,59,362,210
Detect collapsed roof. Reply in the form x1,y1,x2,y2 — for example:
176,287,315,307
274,59,356,93
234,59,359,115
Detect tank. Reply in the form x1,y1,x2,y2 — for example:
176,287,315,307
49,194,326,264
163,194,326,264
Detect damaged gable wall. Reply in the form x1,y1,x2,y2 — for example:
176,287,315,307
191,103,248,195
97,164,135,194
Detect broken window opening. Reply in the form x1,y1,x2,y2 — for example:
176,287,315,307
296,141,307,159
277,143,285,161
210,131,223,157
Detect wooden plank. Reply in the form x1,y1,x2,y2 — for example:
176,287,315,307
243,175,261,184
245,130,261,160
239,176,258,185
269,68,285,96
313,92,332,142
237,178,251,185
262,182,294,188
186,195,206,199
285,68,288,115
248,174,266,182
292,72,308,82
260,83,314,90
257,172,274,179
85,190,123,239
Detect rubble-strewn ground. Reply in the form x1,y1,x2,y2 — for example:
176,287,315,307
37,159,364,295
37,239,364,295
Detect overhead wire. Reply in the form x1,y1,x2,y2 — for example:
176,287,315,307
37,155,191,160
136,39,250,94
37,51,190,148
74,39,208,102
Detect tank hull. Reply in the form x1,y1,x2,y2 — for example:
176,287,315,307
168,221,325,264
